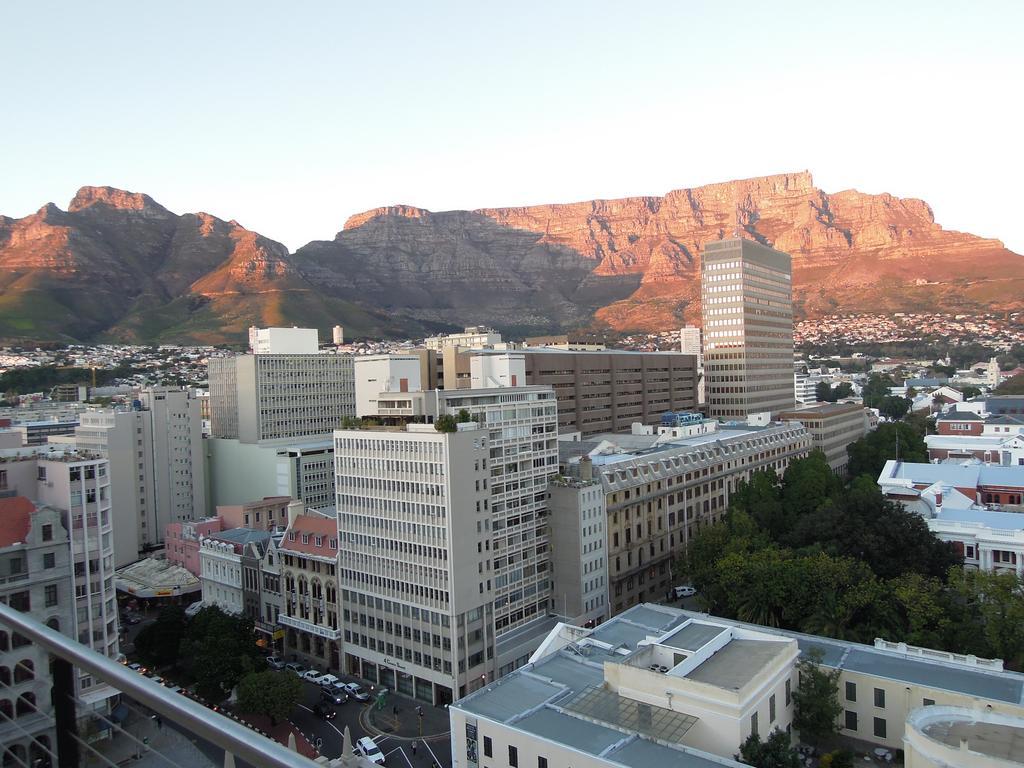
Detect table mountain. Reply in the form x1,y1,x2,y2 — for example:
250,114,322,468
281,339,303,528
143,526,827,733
1,173,1021,343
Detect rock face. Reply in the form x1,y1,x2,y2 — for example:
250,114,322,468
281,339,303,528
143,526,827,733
1,173,1022,343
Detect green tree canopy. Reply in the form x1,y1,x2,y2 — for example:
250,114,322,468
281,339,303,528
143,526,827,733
180,607,262,702
847,422,927,480
793,648,842,747
861,373,896,409
737,729,801,768
236,670,302,725
434,415,458,432
134,605,187,669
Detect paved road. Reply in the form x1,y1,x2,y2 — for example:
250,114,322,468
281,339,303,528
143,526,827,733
290,675,452,767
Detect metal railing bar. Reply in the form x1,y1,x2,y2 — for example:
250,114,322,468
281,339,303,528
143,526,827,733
0,710,54,766
0,604,317,768
68,729,136,768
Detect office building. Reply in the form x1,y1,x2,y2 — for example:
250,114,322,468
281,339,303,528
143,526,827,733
702,238,794,419
451,349,700,437
547,470,608,626
335,385,560,703
777,402,869,476
248,326,320,355
558,417,811,614
332,325,345,346
523,334,606,351
680,325,705,405
0,498,72,764
74,387,207,567
451,603,1024,767
279,508,341,671
209,351,355,443
206,438,336,510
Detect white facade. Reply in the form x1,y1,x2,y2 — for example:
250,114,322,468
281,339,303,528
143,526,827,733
334,385,560,702
424,326,502,351
353,354,422,418
548,474,607,625
209,352,355,442
74,388,206,565
332,325,345,345
249,326,319,355
469,353,526,390
200,537,244,615
681,326,705,404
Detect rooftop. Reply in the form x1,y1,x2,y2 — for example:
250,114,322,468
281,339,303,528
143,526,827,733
920,712,1024,762
686,639,793,691
879,460,1024,489
0,496,34,548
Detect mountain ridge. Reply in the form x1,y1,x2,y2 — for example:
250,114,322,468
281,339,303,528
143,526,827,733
1,172,1021,344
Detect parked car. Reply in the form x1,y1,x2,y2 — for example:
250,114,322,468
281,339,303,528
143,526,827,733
321,687,348,705
165,684,182,694
151,676,164,685
314,672,339,687
285,662,306,677
127,663,144,673
673,585,697,599
301,669,323,682
266,656,285,670
312,702,336,720
355,736,385,764
344,682,370,701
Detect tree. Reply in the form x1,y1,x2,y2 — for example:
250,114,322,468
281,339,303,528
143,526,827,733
960,385,982,400
947,568,1024,668
134,605,187,669
236,670,302,725
833,382,854,400
737,729,801,768
793,648,842,747
847,422,927,480
180,607,262,702
779,451,842,521
434,415,458,432
996,373,1024,395
815,381,834,403
861,373,896,409
455,408,475,423
878,395,911,421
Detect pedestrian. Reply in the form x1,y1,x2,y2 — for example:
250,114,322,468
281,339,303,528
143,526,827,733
393,705,398,716
411,741,418,756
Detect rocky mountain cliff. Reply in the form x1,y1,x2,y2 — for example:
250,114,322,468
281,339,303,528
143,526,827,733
1,173,1021,343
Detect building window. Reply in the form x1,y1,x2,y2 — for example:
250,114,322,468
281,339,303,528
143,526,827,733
45,585,58,607
923,698,935,707
750,711,758,736
845,710,858,731
538,758,547,768
43,553,55,569
769,694,776,723
508,746,518,767
483,737,491,758
873,717,886,739
845,681,856,702
874,688,885,708
41,523,53,542
785,678,792,706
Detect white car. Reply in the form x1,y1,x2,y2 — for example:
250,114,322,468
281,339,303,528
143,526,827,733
344,682,370,701
673,585,697,599
314,672,339,687
302,669,323,682
266,656,285,670
285,662,305,677
355,736,385,764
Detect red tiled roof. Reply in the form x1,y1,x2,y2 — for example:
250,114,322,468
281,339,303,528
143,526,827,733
280,514,337,557
0,497,35,548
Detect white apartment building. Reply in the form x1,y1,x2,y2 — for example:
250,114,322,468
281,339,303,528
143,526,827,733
0,498,72,766
248,326,320,355
353,354,422,418
208,351,355,443
0,447,121,708
424,326,502,351
451,603,1024,768
680,325,705,405
335,385,560,703
702,238,795,419
74,387,206,566
206,437,336,510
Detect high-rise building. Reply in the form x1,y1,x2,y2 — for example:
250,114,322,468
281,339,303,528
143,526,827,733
75,387,206,566
702,238,794,420
208,351,355,443
0,447,121,708
332,325,345,346
680,325,704,404
423,326,502,351
334,385,560,703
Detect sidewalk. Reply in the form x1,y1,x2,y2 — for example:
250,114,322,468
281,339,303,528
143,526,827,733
87,709,216,768
363,690,451,741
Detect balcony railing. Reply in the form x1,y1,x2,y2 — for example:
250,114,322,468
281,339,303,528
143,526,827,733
0,602,326,768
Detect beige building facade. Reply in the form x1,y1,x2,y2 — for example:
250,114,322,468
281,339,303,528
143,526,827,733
777,402,870,476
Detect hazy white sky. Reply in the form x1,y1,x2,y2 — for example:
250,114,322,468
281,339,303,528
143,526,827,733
1,1,1021,252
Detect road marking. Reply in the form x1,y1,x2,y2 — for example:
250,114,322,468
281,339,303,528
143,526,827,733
384,747,414,768
424,738,444,767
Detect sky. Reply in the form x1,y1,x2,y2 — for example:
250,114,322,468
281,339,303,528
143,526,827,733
1,1,1022,252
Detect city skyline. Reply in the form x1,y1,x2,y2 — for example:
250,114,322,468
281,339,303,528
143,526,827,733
1,2,1022,253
